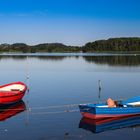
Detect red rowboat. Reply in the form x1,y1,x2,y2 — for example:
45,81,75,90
0,82,27,104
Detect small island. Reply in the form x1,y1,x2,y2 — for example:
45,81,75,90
0,37,140,53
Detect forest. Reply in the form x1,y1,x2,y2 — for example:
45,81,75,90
0,37,140,53
82,37,140,52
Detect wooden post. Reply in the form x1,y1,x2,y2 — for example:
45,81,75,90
98,80,102,99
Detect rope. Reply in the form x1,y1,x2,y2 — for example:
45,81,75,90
29,98,127,110
0,98,128,116
0,98,127,112
30,109,79,115
0,102,91,112
0,109,79,116
29,103,81,110
26,103,80,116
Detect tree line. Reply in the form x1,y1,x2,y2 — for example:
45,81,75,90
0,43,81,53
0,37,140,53
83,37,140,52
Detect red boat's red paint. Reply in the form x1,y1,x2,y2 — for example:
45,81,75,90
0,82,27,104
81,112,140,120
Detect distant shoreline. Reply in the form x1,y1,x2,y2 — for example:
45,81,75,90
0,37,140,53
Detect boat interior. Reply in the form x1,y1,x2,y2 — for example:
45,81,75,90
0,84,25,92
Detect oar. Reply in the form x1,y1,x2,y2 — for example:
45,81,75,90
122,96,140,106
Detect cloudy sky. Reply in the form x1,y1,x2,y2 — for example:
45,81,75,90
0,0,140,46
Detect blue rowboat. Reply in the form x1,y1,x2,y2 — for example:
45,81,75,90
79,114,140,133
79,96,140,119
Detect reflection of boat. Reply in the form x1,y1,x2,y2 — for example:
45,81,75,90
79,96,140,119
0,82,27,104
0,100,26,121
79,115,140,133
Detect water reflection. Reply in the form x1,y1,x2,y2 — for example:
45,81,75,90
0,101,26,121
79,115,140,133
83,55,140,66
0,54,140,66
0,55,66,61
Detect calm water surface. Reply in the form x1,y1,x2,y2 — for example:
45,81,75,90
0,54,140,140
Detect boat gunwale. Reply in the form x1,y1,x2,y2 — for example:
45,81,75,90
0,81,27,98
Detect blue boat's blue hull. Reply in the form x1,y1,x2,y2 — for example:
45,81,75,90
79,104,140,119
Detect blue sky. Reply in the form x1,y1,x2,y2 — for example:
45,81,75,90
0,0,140,46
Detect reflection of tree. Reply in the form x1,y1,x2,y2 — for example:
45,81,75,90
1,55,140,66
0,56,27,61
36,56,66,61
83,55,140,66
0,55,67,61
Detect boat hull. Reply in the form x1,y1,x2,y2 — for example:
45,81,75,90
0,82,27,104
79,104,140,119
0,92,25,104
81,112,140,119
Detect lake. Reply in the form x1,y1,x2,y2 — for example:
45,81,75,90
0,53,140,140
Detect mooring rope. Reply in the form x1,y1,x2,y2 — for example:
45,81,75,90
30,109,79,115
0,102,82,111
0,97,127,112
29,103,81,110
0,98,128,116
